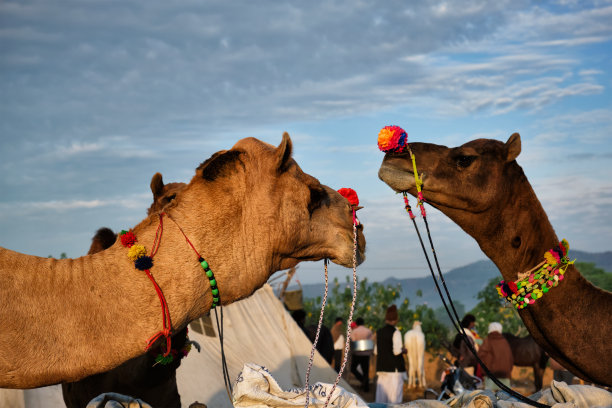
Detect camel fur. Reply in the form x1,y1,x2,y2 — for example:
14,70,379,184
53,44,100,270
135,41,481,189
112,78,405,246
0,133,366,389
62,175,192,408
378,133,611,386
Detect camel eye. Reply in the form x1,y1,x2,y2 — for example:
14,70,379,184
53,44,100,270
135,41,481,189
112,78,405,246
456,155,476,168
308,186,329,215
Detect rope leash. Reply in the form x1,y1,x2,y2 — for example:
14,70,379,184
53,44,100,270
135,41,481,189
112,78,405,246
304,208,360,408
324,218,359,407
303,259,329,407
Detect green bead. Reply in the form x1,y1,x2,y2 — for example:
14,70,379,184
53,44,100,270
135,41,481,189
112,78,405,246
205,269,213,278
209,279,216,286
213,296,219,303
542,287,549,293
212,288,219,295
200,260,209,269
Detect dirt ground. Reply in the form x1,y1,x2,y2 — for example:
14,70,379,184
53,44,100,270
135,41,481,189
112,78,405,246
345,351,559,404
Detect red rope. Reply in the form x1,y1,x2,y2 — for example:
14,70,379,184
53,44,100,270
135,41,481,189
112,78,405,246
142,213,209,356
143,213,172,356
144,269,172,355
167,214,202,259
150,213,164,258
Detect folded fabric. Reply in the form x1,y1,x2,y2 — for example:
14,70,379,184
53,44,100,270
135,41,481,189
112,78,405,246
395,380,612,408
233,363,368,408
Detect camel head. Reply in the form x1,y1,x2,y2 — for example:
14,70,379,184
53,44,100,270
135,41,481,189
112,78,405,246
148,172,187,215
164,132,365,285
378,133,522,215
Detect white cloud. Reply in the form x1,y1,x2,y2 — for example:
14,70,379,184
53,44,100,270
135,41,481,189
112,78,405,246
0,193,150,217
0,199,107,214
0,0,610,278
56,141,104,156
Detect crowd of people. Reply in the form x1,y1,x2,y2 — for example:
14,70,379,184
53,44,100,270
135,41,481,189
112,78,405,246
292,308,574,404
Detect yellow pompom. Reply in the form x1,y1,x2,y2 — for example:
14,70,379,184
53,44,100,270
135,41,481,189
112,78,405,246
544,252,557,265
127,244,147,261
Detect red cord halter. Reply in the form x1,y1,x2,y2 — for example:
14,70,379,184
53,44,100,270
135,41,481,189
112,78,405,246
143,213,173,356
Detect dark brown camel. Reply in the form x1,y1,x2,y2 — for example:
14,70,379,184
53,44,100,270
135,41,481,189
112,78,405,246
62,175,190,408
503,333,548,391
455,333,548,391
378,133,612,386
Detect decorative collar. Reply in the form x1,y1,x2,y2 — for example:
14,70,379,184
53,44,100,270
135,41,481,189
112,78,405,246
119,213,220,364
497,239,574,310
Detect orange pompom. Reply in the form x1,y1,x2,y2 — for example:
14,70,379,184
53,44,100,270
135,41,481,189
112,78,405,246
378,125,407,153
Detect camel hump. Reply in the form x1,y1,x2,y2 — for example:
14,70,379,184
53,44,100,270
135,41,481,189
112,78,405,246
506,133,521,162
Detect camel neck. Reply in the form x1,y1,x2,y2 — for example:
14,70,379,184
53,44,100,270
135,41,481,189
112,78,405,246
464,171,612,384
473,173,559,281
0,214,209,388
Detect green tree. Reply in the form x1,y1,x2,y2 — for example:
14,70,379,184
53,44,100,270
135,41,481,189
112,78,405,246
434,301,466,329
469,277,527,336
303,276,449,351
576,262,612,291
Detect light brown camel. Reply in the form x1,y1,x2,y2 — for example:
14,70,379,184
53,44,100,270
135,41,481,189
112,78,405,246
378,133,611,386
0,133,366,389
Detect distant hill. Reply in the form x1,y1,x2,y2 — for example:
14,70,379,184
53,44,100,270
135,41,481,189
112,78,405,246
297,249,611,311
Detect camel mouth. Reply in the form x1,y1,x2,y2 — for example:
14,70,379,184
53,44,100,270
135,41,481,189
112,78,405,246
330,226,366,268
378,162,417,193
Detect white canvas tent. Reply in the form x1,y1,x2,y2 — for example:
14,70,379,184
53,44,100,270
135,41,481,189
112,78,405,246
178,283,355,407
1,284,355,408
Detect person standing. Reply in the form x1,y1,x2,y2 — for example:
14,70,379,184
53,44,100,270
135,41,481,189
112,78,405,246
350,317,373,392
291,309,334,364
331,317,345,373
452,314,482,376
374,305,406,403
478,322,514,391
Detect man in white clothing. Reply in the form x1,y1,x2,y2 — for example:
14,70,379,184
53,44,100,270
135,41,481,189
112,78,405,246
374,305,406,403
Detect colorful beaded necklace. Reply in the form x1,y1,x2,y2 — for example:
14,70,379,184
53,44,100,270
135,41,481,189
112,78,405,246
120,212,220,364
497,239,574,310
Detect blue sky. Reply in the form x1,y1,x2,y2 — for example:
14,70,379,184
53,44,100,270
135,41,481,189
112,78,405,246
1,0,610,285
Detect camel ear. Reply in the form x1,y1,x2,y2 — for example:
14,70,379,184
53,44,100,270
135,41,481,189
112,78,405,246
506,133,521,162
150,172,165,200
276,132,293,171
